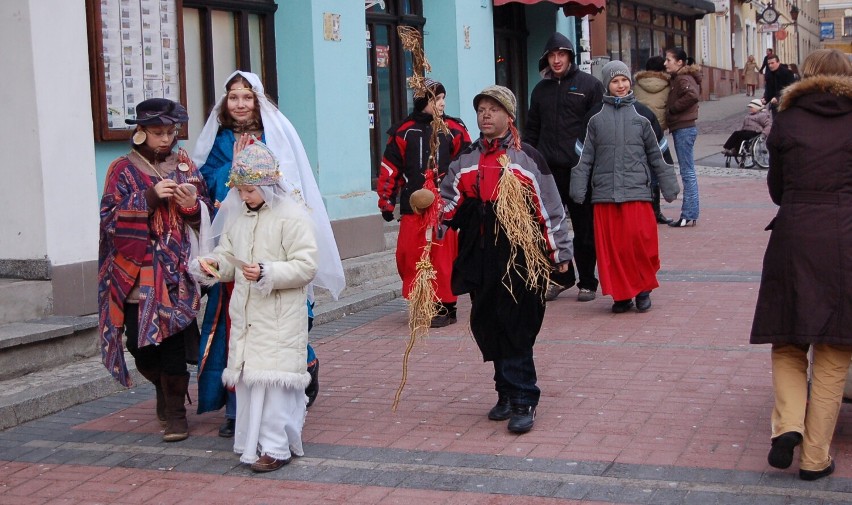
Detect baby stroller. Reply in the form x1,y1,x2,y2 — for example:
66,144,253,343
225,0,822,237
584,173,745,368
723,132,769,169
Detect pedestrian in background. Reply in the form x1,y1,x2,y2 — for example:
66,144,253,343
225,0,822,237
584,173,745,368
571,61,679,313
750,48,852,482
376,78,470,328
525,32,603,303
441,86,572,434
744,54,759,97
99,98,211,442
192,141,318,473
722,99,772,156
762,55,797,116
633,55,674,224
664,47,702,228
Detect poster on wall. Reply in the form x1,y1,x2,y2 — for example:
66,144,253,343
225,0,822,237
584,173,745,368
86,0,186,141
376,45,390,68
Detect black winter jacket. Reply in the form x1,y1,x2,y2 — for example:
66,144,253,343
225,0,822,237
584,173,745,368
525,32,605,172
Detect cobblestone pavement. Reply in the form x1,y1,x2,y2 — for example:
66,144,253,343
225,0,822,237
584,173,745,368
4,170,852,504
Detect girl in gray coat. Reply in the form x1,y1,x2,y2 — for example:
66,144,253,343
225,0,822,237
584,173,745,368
571,61,680,313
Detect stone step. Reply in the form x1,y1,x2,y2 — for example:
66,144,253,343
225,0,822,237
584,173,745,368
0,315,98,381
0,278,52,325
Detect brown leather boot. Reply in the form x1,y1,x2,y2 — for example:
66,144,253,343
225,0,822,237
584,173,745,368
161,372,190,442
135,365,166,426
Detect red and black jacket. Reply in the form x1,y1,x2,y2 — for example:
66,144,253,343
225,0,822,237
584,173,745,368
377,111,470,215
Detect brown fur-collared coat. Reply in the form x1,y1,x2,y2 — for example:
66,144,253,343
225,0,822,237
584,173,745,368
750,74,852,345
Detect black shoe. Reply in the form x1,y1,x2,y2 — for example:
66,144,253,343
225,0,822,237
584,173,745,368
655,213,672,225
767,431,802,469
305,359,319,408
668,218,697,228
635,292,652,312
612,300,634,313
218,418,235,438
507,405,536,433
430,313,457,328
800,460,835,481
488,396,511,421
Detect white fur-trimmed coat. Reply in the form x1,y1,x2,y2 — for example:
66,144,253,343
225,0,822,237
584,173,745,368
194,197,318,389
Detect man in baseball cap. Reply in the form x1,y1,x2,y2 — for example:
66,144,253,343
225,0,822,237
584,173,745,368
439,85,573,434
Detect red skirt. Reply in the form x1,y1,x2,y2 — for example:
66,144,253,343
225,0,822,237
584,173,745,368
396,214,458,303
593,202,660,301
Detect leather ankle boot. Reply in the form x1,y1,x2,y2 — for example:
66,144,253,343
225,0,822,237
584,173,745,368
161,372,190,442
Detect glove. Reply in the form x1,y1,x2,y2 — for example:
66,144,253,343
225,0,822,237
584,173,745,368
381,210,395,222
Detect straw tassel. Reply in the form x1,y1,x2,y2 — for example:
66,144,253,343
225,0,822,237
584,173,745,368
493,154,551,301
392,25,452,411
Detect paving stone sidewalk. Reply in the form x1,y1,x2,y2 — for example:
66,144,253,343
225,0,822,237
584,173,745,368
3,168,852,504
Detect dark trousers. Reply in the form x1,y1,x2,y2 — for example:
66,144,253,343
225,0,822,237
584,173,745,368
493,354,540,407
551,165,598,292
723,130,759,151
124,303,188,376
562,198,598,292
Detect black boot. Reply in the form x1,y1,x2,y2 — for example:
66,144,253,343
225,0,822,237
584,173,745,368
652,186,671,224
487,394,511,421
218,418,235,438
305,358,320,408
135,365,166,426
161,372,190,442
507,405,536,434
430,302,457,328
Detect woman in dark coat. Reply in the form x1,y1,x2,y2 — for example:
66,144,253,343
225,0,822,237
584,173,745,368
750,49,852,482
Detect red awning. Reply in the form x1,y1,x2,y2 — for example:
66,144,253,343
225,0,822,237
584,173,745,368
493,0,605,18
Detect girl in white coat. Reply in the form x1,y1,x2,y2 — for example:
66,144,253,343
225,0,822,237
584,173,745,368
192,141,318,473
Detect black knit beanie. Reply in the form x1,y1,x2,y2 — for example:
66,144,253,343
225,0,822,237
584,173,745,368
413,78,447,113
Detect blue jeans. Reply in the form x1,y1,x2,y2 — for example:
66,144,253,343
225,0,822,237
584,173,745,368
672,126,699,220
493,354,540,407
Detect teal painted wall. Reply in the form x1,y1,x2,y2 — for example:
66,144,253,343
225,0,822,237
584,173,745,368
525,5,559,104
424,0,496,135
276,0,374,220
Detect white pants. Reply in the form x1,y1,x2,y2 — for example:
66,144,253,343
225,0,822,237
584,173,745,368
233,379,307,464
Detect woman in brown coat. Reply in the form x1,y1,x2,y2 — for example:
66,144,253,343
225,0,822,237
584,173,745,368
750,49,852,482
744,55,759,97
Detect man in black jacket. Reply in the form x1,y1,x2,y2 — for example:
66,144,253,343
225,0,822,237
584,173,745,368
525,32,604,302
762,55,796,116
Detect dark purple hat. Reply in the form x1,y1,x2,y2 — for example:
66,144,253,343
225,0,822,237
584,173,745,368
125,98,189,126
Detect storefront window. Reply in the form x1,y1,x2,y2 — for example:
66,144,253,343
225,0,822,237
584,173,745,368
653,11,666,27
637,28,652,72
607,22,620,62
620,4,635,19
654,30,668,56
637,7,651,24
366,0,425,185
620,25,634,70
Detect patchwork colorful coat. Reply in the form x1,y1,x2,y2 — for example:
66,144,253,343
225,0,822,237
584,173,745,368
98,150,210,386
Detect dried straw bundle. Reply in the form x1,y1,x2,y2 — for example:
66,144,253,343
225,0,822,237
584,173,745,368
392,25,447,411
493,155,551,300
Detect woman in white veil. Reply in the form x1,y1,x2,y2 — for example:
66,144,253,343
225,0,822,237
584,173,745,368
193,70,345,298
192,71,345,430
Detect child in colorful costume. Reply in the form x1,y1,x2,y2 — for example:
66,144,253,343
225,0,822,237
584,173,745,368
99,98,211,442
